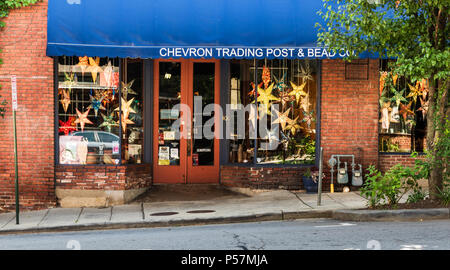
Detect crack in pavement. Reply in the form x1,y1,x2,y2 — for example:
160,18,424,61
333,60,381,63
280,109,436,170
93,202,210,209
289,191,313,209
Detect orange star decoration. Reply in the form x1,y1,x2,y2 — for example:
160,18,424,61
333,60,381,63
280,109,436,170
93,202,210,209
399,101,415,121
379,71,388,96
284,116,301,135
262,66,271,89
256,83,279,115
419,78,429,99
76,56,89,75
272,108,292,130
114,97,136,132
249,82,262,97
289,81,307,103
74,108,94,131
60,89,71,113
86,57,103,83
417,97,429,119
407,82,423,103
392,73,398,86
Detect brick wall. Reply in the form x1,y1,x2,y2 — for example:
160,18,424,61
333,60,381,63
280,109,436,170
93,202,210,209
379,154,426,173
220,166,307,190
55,164,152,191
0,1,55,212
320,59,379,189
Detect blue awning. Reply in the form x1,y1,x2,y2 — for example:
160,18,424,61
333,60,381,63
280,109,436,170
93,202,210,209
46,0,370,59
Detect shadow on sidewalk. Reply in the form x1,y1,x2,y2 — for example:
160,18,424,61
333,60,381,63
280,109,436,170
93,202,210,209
132,184,250,203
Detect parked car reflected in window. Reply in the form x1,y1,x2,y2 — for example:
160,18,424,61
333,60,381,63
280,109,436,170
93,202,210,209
71,131,120,164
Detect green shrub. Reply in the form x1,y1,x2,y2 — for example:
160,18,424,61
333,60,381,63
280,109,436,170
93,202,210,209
406,189,428,204
360,165,384,208
360,164,424,208
435,185,450,206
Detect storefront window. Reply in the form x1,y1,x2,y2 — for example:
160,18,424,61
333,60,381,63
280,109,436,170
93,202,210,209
228,59,318,165
122,59,144,164
378,60,428,153
57,57,144,165
57,56,121,164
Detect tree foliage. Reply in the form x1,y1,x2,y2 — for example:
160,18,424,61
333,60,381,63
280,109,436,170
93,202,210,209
316,0,449,199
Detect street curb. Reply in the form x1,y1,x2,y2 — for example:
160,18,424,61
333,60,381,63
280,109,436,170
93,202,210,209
332,208,450,222
0,210,333,235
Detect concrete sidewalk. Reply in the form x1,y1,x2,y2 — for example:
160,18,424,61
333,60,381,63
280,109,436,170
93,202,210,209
0,190,368,234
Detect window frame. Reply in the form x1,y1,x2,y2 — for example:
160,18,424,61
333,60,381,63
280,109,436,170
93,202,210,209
377,59,428,155
54,56,123,166
221,59,322,168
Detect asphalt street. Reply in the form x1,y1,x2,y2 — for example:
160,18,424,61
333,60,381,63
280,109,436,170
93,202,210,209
0,218,449,250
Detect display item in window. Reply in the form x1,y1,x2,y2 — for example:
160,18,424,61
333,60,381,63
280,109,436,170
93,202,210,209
299,93,312,113
273,73,287,92
86,57,103,83
99,112,119,133
101,61,114,87
114,97,136,133
407,81,423,103
390,88,407,107
76,56,89,75
417,96,429,119
59,117,77,135
272,107,292,130
63,72,77,92
60,89,71,113
298,62,313,83
284,116,301,135
289,81,307,103
88,95,106,117
121,79,137,100
380,101,392,131
262,65,271,89
256,83,279,115
399,101,415,121
74,108,94,131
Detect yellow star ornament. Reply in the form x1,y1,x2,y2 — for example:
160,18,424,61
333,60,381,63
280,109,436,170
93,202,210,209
86,57,103,83
283,116,301,135
289,81,307,103
272,108,292,130
114,97,136,132
407,82,423,103
256,83,279,115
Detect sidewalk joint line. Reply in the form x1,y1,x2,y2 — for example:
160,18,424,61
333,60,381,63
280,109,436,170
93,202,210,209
141,203,145,220
37,209,50,227
289,191,313,209
325,194,347,207
109,207,113,222
75,208,84,224
1,215,16,229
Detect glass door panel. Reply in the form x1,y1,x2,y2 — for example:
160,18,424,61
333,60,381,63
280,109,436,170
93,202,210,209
192,63,215,166
158,62,181,166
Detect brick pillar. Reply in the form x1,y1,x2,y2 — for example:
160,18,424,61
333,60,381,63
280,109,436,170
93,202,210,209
0,0,56,212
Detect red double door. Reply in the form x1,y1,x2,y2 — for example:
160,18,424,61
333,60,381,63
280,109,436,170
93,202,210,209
153,59,220,184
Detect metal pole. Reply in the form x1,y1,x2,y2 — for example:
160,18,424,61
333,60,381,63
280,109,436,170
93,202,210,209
317,147,323,206
13,109,19,224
